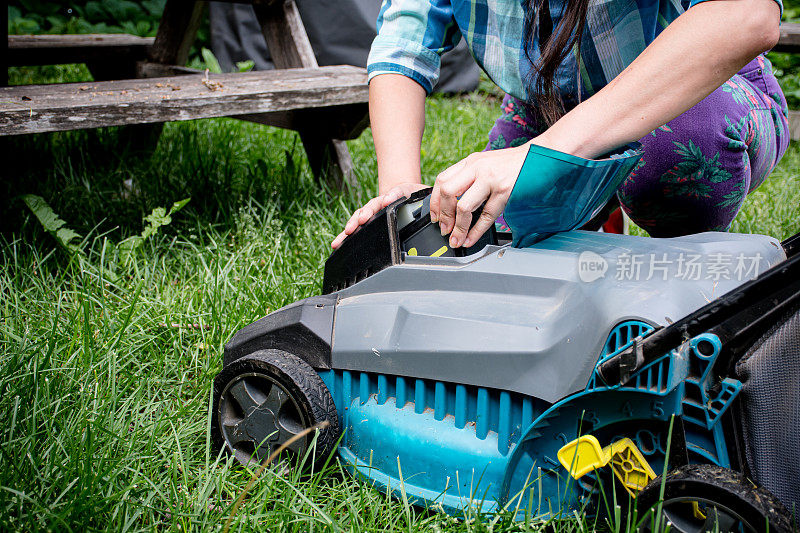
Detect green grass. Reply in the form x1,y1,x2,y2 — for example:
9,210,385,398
1,67,799,531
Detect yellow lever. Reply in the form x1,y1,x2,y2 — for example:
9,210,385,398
557,435,657,497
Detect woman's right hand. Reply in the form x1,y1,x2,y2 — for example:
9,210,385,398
331,182,430,249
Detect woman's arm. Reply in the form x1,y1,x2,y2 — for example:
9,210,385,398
331,74,429,249
539,0,780,159
431,0,781,249
372,74,427,192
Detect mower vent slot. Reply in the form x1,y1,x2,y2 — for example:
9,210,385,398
322,369,549,455
587,320,661,392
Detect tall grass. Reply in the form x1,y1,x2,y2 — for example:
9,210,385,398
1,70,798,531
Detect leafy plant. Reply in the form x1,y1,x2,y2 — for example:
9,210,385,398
201,48,255,74
20,194,84,254
117,197,190,266
201,47,223,74
20,193,190,274
8,0,166,37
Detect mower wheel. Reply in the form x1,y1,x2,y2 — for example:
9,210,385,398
635,464,793,533
211,349,340,467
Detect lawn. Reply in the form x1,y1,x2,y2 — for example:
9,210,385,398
1,64,799,531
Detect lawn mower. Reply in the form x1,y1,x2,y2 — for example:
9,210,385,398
211,144,799,531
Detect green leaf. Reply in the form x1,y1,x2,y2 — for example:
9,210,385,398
142,0,167,17
104,1,143,23
20,194,83,254
118,198,190,266
83,1,108,22
201,48,223,74
236,60,255,73
169,197,191,216
707,166,733,184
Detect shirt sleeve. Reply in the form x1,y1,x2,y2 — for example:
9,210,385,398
367,0,463,94
686,0,782,17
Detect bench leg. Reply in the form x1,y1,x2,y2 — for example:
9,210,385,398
252,0,363,192
299,133,358,190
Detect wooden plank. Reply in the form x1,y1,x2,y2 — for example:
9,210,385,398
774,23,800,54
7,34,154,67
238,103,369,140
136,62,203,78
0,66,368,135
253,0,318,69
1,7,7,86
147,0,205,67
790,110,800,142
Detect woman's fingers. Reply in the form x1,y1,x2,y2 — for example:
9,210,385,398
344,208,363,234
433,170,477,237
463,194,507,248
332,190,406,249
358,196,384,225
381,187,403,206
430,158,468,223
331,229,348,249
448,179,490,248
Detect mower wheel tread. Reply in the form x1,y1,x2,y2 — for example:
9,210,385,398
635,464,794,533
212,349,340,465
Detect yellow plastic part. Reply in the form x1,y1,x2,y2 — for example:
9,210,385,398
557,435,609,479
691,501,707,520
407,246,449,257
608,439,657,496
557,436,657,497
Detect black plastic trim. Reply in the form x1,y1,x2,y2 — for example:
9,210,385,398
781,230,800,258
223,295,336,369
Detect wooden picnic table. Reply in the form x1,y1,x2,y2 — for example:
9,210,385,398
2,0,370,188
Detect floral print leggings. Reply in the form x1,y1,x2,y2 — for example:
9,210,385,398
487,56,790,237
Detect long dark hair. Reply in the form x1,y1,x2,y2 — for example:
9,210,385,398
523,0,591,126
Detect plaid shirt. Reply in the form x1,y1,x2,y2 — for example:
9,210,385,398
367,0,783,102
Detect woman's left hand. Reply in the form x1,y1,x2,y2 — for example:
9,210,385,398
430,143,529,249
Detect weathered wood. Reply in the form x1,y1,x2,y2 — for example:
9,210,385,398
148,0,205,66
789,110,800,142
136,62,203,78
237,103,369,140
7,34,154,67
774,23,800,54
252,0,318,69
299,131,355,188
0,66,368,135
1,7,7,86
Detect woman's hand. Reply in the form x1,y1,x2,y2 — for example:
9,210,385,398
331,182,430,249
430,143,529,249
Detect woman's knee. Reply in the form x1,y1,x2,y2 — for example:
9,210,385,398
617,87,754,237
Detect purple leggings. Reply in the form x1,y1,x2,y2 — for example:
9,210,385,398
487,56,790,237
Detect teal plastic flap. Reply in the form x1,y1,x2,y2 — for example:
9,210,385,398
503,143,643,247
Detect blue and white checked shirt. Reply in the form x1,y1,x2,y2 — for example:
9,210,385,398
367,0,783,102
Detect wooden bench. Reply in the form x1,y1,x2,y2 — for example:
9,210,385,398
8,34,153,66
0,66,368,136
3,0,369,188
